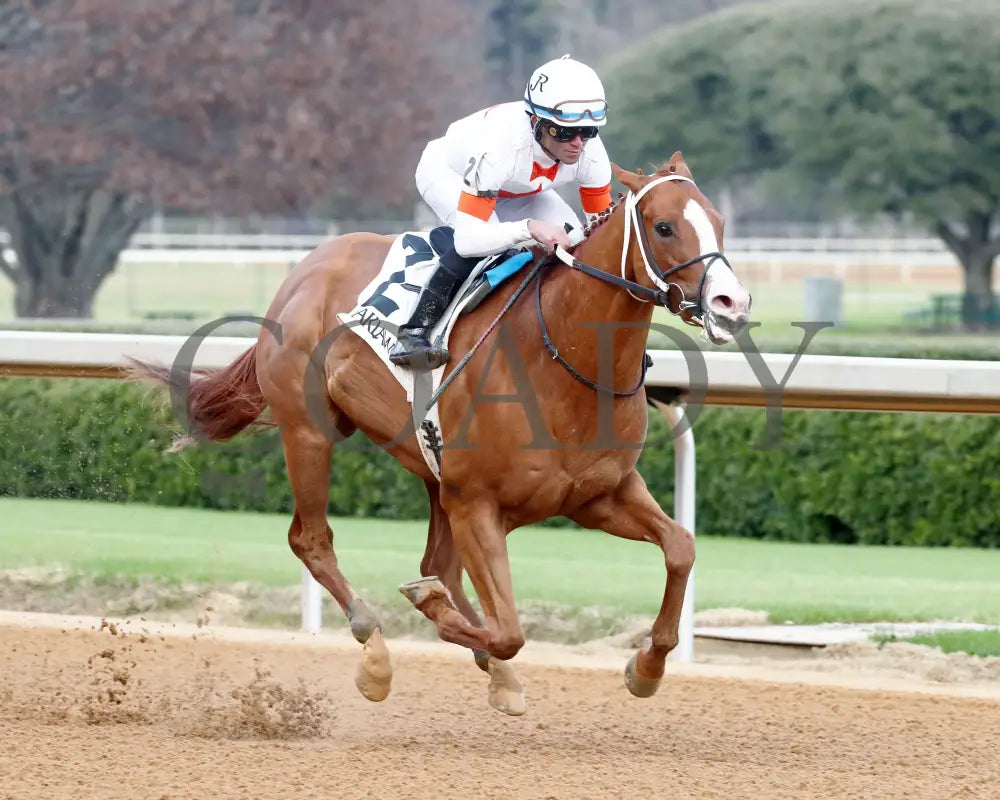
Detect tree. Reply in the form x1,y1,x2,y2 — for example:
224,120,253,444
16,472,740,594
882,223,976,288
0,0,484,318
482,0,759,99
603,0,1000,326
484,0,563,97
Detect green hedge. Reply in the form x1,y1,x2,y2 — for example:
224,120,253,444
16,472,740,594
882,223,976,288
2,378,998,547
0,377,427,520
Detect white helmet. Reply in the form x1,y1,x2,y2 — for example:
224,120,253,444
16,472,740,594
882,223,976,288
523,54,608,128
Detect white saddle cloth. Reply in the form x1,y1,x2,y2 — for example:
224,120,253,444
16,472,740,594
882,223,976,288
337,231,498,481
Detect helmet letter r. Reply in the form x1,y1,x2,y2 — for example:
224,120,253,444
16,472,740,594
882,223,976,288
529,73,548,92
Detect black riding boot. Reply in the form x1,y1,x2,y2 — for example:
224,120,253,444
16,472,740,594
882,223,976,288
388,247,480,369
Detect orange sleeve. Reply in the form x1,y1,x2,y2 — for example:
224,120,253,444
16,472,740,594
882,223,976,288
457,191,497,222
579,183,612,215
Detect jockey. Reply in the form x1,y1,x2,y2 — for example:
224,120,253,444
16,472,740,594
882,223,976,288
389,54,614,368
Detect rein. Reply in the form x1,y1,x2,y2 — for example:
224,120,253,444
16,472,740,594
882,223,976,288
535,262,651,397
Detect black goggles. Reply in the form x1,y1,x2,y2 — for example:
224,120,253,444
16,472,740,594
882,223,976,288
545,123,599,142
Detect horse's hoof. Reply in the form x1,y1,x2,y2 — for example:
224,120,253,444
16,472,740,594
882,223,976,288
487,657,526,716
398,576,449,607
624,652,661,698
354,628,392,702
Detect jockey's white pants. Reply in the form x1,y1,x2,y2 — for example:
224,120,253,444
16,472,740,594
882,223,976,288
414,138,584,235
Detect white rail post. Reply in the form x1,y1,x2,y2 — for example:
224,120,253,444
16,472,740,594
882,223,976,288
653,399,696,663
301,565,323,633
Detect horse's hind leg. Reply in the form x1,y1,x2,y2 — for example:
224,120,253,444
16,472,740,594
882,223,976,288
279,421,392,702
400,482,525,715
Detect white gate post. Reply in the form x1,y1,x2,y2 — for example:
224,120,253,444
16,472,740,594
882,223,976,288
301,565,322,633
652,399,696,662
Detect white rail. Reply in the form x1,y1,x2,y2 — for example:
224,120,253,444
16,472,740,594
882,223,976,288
120,232,949,253
104,245,958,268
3,331,1000,657
1,235,961,277
5,330,999,413
0,228,950,252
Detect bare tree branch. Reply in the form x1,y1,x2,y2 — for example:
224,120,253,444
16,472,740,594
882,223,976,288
934,221,966,259
0,0,491,316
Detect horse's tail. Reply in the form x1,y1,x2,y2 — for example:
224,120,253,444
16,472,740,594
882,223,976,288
126,345,272,452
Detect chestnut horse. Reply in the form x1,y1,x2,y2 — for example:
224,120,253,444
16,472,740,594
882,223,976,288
129,152,751,716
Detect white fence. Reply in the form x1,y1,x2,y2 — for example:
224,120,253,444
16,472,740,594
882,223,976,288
110,235,961,269
3,330,1000,661
1,230,961,276
4,330,999,413
106,243,958,270
1,227,951,253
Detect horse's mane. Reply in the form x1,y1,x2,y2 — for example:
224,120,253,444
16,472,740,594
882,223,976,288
582,191,626,240
579,162,682,245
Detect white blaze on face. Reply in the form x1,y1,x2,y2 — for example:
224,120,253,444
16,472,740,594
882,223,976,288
682,199,751,330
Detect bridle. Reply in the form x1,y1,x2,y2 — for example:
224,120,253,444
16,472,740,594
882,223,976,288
539,173,735,396
553,173,733,325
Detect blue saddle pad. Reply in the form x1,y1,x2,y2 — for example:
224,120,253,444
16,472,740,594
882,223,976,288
484,251,533,287
459,250,534,315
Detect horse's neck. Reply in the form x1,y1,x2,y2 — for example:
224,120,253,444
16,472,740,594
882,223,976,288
535,205,654,374
574,205,632,284
568,205,649,322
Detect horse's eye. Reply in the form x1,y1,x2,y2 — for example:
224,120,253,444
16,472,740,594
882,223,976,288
655,222,674,238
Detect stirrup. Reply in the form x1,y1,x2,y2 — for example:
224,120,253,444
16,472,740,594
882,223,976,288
389,328,450,369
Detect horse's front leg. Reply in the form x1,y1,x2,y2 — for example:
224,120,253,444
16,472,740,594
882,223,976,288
568,469,695,698
399,483,525,715
429,496,527,715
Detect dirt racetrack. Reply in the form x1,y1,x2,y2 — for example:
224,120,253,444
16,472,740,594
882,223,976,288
1,612,998,800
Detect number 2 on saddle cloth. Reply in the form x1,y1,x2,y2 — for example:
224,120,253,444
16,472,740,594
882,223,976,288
361,226,534,333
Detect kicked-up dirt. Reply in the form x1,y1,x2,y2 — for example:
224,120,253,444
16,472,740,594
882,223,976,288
0,610,998,800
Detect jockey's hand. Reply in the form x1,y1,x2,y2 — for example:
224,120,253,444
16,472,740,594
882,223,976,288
527,219,574,253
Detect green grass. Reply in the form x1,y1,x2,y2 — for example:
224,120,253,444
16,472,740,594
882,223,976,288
0,259,294,323
872,630,1000,658
2,497,998,625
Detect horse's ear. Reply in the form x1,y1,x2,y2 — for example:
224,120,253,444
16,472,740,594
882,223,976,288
662,151,693,180
611,161,644,193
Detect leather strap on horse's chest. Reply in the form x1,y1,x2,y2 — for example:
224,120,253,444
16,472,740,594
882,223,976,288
535,263,651,397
